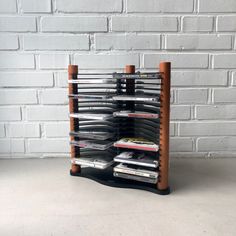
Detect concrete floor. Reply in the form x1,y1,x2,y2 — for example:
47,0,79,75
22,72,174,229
0,158,236,236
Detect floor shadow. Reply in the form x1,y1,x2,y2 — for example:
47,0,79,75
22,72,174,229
169,158,235,194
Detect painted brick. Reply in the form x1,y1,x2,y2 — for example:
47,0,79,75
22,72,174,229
74,54,139,69
0,107,21,121
28,139,69,153
0,0,17,13
24,35,89,51
56,0,122,13
0,53,35,69
217,16,236,32
112,16,178,32
0,35,18,50
170,137,193,152
39,54,69,69
199,0,236,13
44,122,69,137
178,89,208,104
198,137,236,151
21,0,51,13
0,124,5,137
0,90,37,105
0,72,53,87
7,123,40,137
56,72,68,88
127,0,193,13
182,16,213,32
180,122,236,136
95,34,161,50
233,72,236,86
144,53,208,69
0,0,234,157
214,88,236,103
41,16,107,32
27,106,68,121
170,105,191,120
196,105,236,120
40,89,68,104
214,54,236,69
0,139,24,153
172,71,228,87
166,35,232,50
170,123,175,136
0,17,36,32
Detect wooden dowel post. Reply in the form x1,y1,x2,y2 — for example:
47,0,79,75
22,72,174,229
158,62,171,191
125,65,135,97
68,65,81,175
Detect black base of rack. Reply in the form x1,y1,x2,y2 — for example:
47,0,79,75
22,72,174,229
70,167,170,195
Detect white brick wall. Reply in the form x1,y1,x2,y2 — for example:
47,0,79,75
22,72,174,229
0,17,36,32
39,89,68,104
199,0,236,13
74,54,139,69
144,53,209,69
0,0,235,158
0,53,35,69
165,35,232,50
0,124,5,137
56,0,122,13
39,54,69,69
21,0,52,13
41,17,107,32
44,122,69,137
0,35,19,50
0,89,37,105
0,0,17,13
177,89,208,104
217,16,236,32
95,34,161,50
6,123,40,138
24,35,89,51
127,0,194,13
182,16,214,32
0,107,21,121
112,16,178,32
180,122,236,136
0,72,53,87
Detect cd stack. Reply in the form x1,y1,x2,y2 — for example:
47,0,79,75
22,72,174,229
68,73,117,170
112,69,161,184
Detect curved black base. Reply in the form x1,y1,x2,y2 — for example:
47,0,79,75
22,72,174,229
70,167,170,195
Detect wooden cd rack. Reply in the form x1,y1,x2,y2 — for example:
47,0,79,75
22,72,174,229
68,62,171,195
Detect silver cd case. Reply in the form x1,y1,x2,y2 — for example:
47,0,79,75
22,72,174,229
113,172,157,184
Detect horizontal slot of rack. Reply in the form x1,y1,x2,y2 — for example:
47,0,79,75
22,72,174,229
71,157,114,170
114,151,158,168
113,110,159,119
70,140,113,150
70,113,114,120
114,163,158,179
113,172,157,184
114,137,159,152
113,95,159,102
70,131,115,141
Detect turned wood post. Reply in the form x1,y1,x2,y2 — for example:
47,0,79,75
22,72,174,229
158,62,171,191
68,65,81,174
125,65,135,96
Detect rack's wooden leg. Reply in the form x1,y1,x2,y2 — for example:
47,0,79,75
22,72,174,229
158,62,171,193
68,65,81,175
